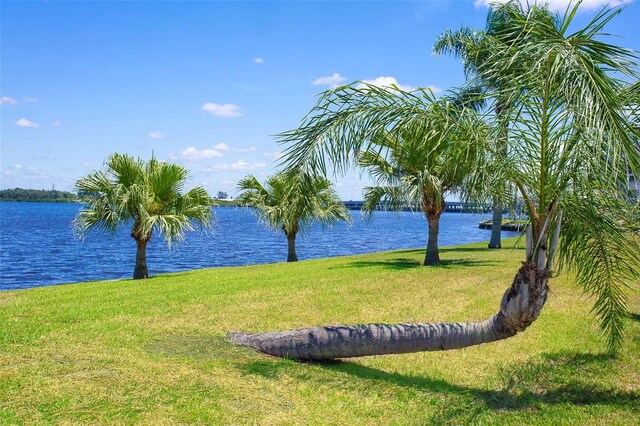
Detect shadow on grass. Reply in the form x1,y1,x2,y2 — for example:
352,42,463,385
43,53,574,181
237,351,639,420
334,257,499,271
321,352,639,411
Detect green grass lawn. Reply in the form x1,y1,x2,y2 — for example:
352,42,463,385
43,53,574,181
1,238,638,425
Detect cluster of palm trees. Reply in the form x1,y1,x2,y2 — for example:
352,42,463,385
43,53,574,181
76,2,638,359
232,2,640,358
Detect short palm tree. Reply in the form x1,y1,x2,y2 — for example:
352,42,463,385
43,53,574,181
237,171,351,262
359,103,484,266
74,153,215,279
231,2,640,359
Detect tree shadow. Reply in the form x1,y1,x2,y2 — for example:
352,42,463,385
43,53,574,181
235,350,639,419
315,352,639,413
338,258,423,270
438,258,501,268
333,257,499,270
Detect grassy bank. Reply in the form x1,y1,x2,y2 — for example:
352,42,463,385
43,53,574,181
1,239,638,425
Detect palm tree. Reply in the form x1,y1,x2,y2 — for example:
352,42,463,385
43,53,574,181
230,2,640,359
358,103,485,266
74,153,215,279
237,171,351,262
433,5,542,249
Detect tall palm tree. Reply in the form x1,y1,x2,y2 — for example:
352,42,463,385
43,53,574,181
433,4,545,249
237,171,351,262
74,153,215,279
358,103,485,266
231,2,640,359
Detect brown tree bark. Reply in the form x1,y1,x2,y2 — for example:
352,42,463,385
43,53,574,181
133,238,149,279
423,194,444,266
287,232,298,262
488,197,503,249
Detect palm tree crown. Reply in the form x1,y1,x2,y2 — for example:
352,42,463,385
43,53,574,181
74,153,215,279
237,171,351,262
359,102,485,265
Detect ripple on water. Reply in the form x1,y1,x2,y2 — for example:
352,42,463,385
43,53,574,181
0,203,520,290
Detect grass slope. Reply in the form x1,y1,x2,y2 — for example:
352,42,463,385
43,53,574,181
1,239,638,425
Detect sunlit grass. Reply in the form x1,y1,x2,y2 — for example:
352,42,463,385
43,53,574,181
1,238,638,424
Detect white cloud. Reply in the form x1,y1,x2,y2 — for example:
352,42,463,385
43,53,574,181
202,102,243,118
210,160,266,171
16,118,39,128
53,120,62,127
148,131,166,139
426,85,442,94
212,142,255,153
474,0,632,11
23,96,38,103
263,151,284,160
171,146,225,161
253,57,265,64
357,76,415,92
312,73,346,89
1,96,18,105
233,146,256,153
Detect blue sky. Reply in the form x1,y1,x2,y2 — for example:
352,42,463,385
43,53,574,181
2,0,639,199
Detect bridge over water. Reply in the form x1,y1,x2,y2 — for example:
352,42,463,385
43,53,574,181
342,201,495,213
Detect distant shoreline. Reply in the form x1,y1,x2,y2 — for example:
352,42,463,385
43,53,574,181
0,188,78,203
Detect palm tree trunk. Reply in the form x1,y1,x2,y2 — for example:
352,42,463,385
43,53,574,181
424,214,441,266
133,239,149,279
489,101,509,249
287,232,298,262
488,197,503,249
230,262,549,360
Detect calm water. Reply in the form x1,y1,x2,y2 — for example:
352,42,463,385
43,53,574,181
0,202,519,291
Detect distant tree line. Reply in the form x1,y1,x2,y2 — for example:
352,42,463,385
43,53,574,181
0,188,78,202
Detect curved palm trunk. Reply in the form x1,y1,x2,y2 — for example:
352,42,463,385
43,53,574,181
287,232,298,262
133,238,149,279
230,261,549,360
488,198,503,249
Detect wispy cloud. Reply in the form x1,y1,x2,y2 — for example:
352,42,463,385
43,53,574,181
16,118,39,128
312,73,346,89
1,96,18,105
209,160,266,171
212,142,255,153
148,131,166,139
253,57,265,64
171,146,225,161
357,76,415,92
426,85,442,94
263,151,284,160
23,96,38,103
473,0,632,11
53,120,62,127
233,146,256,153
202,102,243,118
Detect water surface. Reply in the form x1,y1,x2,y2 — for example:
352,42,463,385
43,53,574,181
0,202,519,290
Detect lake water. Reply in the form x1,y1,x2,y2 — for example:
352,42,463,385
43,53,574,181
0,202,519,291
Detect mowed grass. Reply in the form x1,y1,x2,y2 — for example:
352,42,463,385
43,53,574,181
1,238,639,425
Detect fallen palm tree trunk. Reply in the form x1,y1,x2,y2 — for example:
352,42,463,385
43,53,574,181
230,261,549,361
